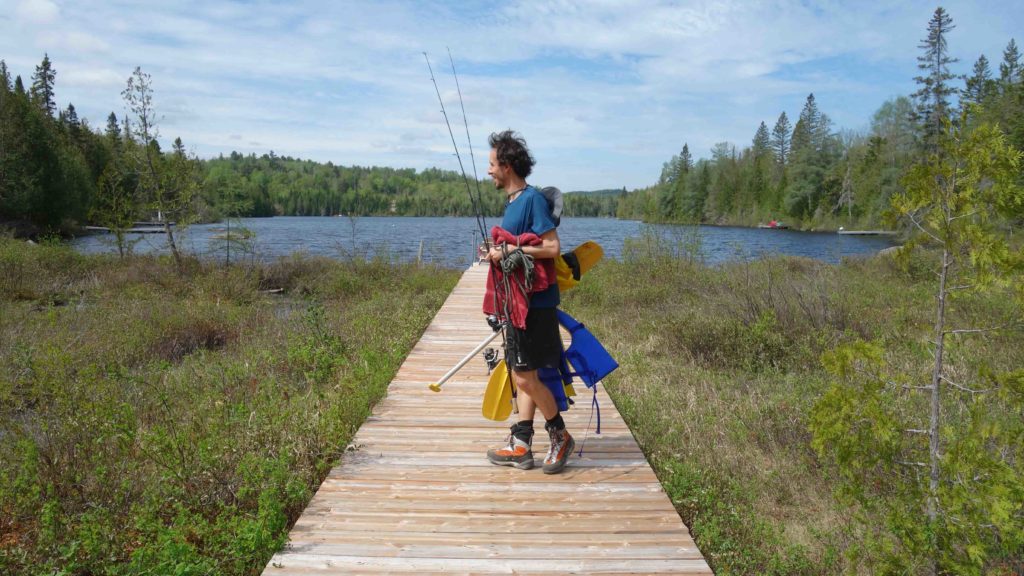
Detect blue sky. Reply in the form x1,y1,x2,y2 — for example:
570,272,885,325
1,0,1021,190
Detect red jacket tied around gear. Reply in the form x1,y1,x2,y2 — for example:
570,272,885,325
482,226,556,330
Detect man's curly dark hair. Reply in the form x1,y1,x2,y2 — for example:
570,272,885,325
488,130,535,179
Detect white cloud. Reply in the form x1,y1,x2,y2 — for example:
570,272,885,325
1,0,1021,190
65,31,110,53
60,68,124,89
15,0,59,24
35,29,110,54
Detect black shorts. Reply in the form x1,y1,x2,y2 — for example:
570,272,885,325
505,307,562,372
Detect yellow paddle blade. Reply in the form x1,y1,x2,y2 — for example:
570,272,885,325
482,359,514,421
564,381,577,399
554,256,579,291
556,241,604,292
574,241,604,276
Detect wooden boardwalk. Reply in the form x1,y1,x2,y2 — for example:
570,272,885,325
263,264,712,575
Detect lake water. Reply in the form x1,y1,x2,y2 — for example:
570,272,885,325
72,217,898,268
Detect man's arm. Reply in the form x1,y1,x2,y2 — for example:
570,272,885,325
522,228,560,260
488,228,560,263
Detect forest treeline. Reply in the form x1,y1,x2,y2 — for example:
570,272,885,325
203,154,620,219
0,56,612,236
621,19,1024,228
1,11,1021,235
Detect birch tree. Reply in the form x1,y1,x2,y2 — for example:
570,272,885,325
121,67,198,271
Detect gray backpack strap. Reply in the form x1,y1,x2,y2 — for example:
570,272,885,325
540,186,563,226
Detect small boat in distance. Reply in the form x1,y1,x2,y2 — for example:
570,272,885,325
757,220,790,230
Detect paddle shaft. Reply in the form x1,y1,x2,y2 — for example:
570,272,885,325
429,329,502,392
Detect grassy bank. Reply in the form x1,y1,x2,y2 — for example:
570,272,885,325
561,235,1023,574
0,238,459,574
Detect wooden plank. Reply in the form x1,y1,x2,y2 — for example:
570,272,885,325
322,465,660,484
285,530,697,548
262,264,713,575
264,555,713,574
277,542,703,560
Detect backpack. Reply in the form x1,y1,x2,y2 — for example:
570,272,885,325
539,186,563,227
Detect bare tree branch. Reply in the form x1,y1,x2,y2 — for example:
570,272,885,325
948,209,980,222
897,460,928,468
908,211,943,244
945,322,1024,336
940,375,990,394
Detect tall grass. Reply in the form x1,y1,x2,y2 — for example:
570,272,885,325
562,232,1022,575
0,238,459,574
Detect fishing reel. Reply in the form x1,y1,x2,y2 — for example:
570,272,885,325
483,347,500,372
486,314,503,332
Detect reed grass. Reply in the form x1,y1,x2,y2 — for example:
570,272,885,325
0,238,459,574
562,232,1023,575
3,232,1019,575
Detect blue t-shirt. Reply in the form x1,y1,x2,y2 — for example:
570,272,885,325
501,185,560,308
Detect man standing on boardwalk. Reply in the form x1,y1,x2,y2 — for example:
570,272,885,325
483,130,574,474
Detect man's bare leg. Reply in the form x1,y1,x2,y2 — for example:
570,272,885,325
511,369,558,419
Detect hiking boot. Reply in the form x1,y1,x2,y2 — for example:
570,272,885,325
487,426,534,470
542,428,575,474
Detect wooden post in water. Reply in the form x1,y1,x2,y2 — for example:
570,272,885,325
417,239,424,265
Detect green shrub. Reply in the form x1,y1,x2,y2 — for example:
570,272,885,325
0,239,459,574
559,244,1013,575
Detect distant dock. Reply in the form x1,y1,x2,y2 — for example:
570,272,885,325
837,229,897,236
84,221,174,234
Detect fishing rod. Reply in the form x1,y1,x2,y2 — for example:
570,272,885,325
423,51,488,246
447,47,487,238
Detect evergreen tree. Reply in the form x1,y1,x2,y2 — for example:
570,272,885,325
672,143,693,220
972,39,1024,152
791,93,821,156
751,122,772,212
30,53,57,117
679,143,693,173
0,58,92,229
122,115,132,145
105,112,120,140
63,103,81,142
771,111,791,166
999,38,1020,84
912,7,959,151
103,112,122,156
1,82,35,220
785,94,833,219
752,121,771,160
0,61,14,215
0,60,10,92
811,114,1024,575
962,54,993,108
64,103,78,126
